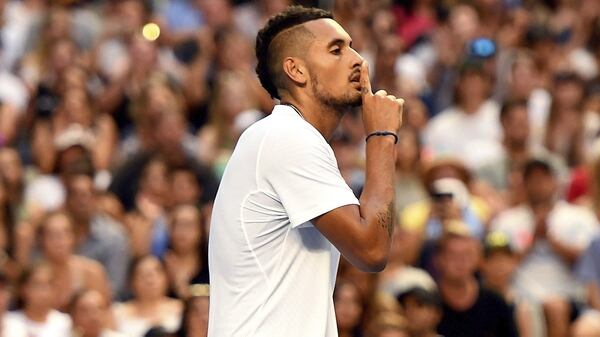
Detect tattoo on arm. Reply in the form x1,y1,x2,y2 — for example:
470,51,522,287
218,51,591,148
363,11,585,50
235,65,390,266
376,203,394,238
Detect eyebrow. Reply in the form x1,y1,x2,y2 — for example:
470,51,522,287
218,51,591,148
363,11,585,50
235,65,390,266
327,38,352,49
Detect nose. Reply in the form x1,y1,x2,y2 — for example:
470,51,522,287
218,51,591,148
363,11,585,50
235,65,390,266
349,47,363,69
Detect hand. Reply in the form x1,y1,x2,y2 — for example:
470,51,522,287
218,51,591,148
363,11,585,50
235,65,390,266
360,61,403,135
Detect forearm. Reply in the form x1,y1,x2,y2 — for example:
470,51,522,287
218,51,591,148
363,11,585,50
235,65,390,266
358,136,396,259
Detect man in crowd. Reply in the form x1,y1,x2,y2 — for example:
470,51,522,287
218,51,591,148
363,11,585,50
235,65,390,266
436,229,518,337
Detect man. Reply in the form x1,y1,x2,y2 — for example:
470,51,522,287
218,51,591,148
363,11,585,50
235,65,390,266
435,231,518,337
492,159,599,337
476,99,567,198
396,286,442,337
69,289,125,337
424,60,502,169
208,6,403,337
65,172,130,299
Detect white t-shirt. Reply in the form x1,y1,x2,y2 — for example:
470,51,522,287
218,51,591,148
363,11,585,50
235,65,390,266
208,105,360,337
1,313,27,337
491,201,599,301
423,99,502,169
8,310,72,337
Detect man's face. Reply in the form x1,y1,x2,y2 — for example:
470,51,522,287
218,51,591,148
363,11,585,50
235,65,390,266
502,106,529,146
303,19,364,109
403,296,441,335
524,168,556,205
72,291,106,336
438,236,480,282
66,175,96,218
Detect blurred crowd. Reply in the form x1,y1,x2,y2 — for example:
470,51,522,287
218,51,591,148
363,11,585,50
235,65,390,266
0,0,597,336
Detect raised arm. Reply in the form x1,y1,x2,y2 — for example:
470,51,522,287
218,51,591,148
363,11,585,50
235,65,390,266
313,61,403,272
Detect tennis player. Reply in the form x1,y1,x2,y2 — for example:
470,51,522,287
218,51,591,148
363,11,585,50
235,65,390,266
208,6,403,337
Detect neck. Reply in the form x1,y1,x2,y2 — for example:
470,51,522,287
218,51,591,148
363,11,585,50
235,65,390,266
135,295,164,307
73,220,91,244
48,256,71,269
78,329,100,337
461,98,484,114
441,276,478,296
505,140,529,160
24,305,50,322
174,249,197,258
280,94,347,141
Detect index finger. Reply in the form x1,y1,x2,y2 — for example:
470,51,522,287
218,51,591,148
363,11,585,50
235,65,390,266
360,60,372,96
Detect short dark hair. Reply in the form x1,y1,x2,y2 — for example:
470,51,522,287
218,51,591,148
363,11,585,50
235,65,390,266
523,158,554,179
255,5,332,99
499,99,528,122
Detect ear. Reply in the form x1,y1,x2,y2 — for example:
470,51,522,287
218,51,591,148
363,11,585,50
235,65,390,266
282,57,307,85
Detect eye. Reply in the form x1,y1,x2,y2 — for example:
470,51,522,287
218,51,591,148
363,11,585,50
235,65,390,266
330,48,341,55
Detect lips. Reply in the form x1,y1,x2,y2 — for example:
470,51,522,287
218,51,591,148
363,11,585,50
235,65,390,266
349,71,360,82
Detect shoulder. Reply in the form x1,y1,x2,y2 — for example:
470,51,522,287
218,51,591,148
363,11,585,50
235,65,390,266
480,99,501,114
48,310,72,327
552,201,597,221
258,114,332,165
162,298,183,314
112,301,134,317
75,256,106,276
3,313,27,337
91,215,127,239
426,109,460,130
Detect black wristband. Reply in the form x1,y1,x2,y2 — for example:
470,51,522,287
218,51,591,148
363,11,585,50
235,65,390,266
365,131,398,144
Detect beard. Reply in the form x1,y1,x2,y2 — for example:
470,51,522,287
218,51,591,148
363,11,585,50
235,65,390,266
310,73,362,112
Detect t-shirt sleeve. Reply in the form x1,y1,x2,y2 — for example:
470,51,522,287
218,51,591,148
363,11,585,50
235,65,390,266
261,127,359,228
576,239,600,284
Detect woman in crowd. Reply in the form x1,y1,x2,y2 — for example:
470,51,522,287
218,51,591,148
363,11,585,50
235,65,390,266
113,255,183,337
334,279,369,337
38,211,111,311
10,263,72,337
164,204,209,300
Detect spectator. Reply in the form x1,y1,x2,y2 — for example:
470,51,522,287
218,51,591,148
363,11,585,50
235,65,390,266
571,311,600,337
124,156,171,259
576,236,600,311
477,99,568,203
38,211,111,310
170,165,204,207
174,284,210,337
113,255,182,337
544,72,587,167
399,158,490,271
365,313,410,337
69,289,125,337
424,60,502,169
164,204,209,300
10,263,72,337
65,172,130,298
0,272,27,337
492,159,599,337
480,231,518,304
334,279,368,337
395,286,442,337
435,230,518,337
394,127,427,213
109,107,218,212
0,148,26,215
